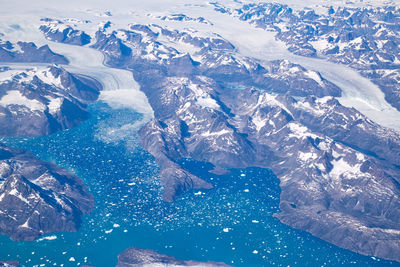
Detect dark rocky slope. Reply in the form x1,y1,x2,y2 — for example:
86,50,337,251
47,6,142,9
40,18,91,46
117,247,231,267
89,24,400,262
0,65,101,137
0,143,93,241
0,40,68,64
213,3,400,111
0,39,99,240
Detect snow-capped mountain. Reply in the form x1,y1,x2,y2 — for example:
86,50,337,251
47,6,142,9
0,64,99,242
212,2,400,111
0,40,68,64
0,65,101,136
84,22,400,261
153,14,213,25
0,0,399,265
0,143,93,241
40,18,92,46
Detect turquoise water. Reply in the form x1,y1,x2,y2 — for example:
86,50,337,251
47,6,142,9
0,102,398,266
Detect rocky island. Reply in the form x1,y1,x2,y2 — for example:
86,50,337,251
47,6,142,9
117,248,231,267
0,143,93,241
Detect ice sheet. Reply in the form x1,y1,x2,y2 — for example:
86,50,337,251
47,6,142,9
0,0,399,132
0,8,153,124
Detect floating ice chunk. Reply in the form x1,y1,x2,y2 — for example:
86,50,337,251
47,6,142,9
194,191,202,195
69,257,75,262
252,250,258,254
252,220,259,223
37,235,57,241
113,223,120,228
223,228,230,232
243,189,250,192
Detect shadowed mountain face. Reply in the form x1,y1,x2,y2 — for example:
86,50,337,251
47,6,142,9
40,18,91,46
88,23,400,262
117,247,231,267
0,41,99,241
0,143,93,241
0,2,399,264
0,65,101,137
0,40,68,64
212,3,400,111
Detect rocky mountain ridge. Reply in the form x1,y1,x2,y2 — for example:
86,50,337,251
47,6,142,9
211,2,400,111
117,247,231,267
0,143,93,241
0,65,101,136
36,13,400,262
0,38,99,241
0,39,68,64
68,22,400,261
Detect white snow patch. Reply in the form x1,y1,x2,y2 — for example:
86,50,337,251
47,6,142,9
293,100,325,116
356,153,365,161
0,90,45,112
196,96,220,110
47,97,63,114
36,69,62,87
8,188,31,204
19,219,31,229
298,151,318,161
288,123,317,139
304,70,324,86
330,158,363,179
202,129,230,137
309,39,330,51
252,115,268,132
260,93,293,117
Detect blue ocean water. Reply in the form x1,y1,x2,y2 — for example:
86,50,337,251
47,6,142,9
0,102,398,266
